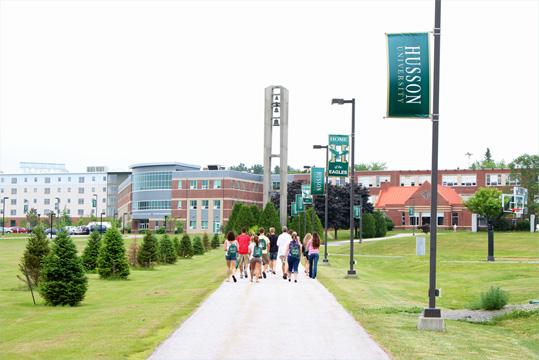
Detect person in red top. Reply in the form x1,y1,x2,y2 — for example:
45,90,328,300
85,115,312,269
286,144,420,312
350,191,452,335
236,228,251,279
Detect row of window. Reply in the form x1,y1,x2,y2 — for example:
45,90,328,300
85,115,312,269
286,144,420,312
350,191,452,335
400,212,459,226
133,200,172,210
133,172,172,191
179,179,261,192
398,174,519,187
181,200,221,210
1,176,107,184
189,220,221,232
0,187,106,195
3,197,106,206
3,208,101,216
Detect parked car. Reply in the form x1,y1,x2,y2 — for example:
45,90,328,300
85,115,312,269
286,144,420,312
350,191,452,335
0,226,13,234
44,228,58,235
88,224,107,234
74,226,89,235
64,226,78,235
10,227,29,233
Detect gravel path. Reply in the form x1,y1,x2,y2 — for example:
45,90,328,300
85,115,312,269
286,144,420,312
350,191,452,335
442,304,539,322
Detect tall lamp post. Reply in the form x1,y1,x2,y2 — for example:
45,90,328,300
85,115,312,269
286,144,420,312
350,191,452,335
123,213,127,234
49,211,55,239
313,145,329,263
100,211,105,233
92,194,98,221
331,98,357,277
2,197,8,235
55,197,60,225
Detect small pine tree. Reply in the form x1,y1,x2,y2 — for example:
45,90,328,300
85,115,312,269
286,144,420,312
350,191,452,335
202,233,211,251
236,205,255,233
81,230,102,272
373,211,387,238
19,225,49,287
137,231,159,267
127,238,139,267
178,234,194,258
211,233,220,249
97,227,130,279
249,205,261,225
159,234,177,264
39,231,88,306
192,236,205,255
362,213,376,239
225,203,242,233
173,236,180,255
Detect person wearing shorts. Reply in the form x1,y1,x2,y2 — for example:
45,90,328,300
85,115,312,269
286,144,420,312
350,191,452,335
258,228,270,278
268,227,279,274
236,228,251,279
223,231,238,282
285,232,302,283
277,226,292,279
248,235,263,283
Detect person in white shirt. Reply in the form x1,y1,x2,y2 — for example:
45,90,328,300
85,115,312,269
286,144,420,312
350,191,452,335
276,226,292,279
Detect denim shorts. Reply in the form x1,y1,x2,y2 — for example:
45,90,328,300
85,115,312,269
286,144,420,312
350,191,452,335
287,256,300,273
269,252,278,260
225,255,237,261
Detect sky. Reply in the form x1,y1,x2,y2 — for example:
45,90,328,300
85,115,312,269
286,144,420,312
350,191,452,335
0,0,537,174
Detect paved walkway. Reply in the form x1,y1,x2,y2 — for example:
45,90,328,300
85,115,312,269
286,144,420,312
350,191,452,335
148,265,390,360
328,233,411,247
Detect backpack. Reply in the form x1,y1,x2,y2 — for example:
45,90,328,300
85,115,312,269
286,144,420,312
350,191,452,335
227,243,237,257
289,240,300,258
253,244,262,258
259,238,267,250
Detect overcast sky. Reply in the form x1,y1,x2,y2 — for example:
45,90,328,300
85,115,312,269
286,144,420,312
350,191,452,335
0,0,537,174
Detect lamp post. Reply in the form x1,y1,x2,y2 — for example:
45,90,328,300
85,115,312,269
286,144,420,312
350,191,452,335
2,197,8,235
164,215,168,233
49,211,54,239
100,211,104,233
313,145,329,263
331,98,357,277
92,194,98,220
55,197,60,226
123,213,127,234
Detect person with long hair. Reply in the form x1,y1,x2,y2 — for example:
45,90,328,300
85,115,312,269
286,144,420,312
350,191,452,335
285,232,302,283
223,231,238,282
302,233,312,275
308,232,321,279
258,227,270,278
268,227,278,274
248,235,263,283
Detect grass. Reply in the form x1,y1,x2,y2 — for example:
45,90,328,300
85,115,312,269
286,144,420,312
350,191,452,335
317,231,539,359
0,234,225,359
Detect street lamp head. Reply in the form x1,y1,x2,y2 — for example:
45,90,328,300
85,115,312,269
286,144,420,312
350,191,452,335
331,98,345,105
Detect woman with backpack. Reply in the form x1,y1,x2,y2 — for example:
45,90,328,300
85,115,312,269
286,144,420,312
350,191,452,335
248,235,263,283
302,233,312,275
307,232,321,279
223,231,238,282
285,232,302,283
268,227,279,275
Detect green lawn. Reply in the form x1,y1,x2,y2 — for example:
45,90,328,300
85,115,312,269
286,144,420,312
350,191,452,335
318,231,539,359
0,235,225,359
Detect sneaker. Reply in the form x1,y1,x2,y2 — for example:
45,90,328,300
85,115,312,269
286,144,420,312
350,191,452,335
288,278,291,282
294,280,297,283
283,275,287,280
262,272,266,279
273,271,276,275
245,271,248,278
232,275,237,283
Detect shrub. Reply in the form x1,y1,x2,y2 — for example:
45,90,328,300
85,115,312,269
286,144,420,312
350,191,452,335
81,230,101,272
137,231,159,267
373,211,387,238
97,227,130,279
172,236,180,255
480,287,509,310
515,219,530,231
19,225,49,287
193,236,205,255
362,213,376,239
211,233,221,249
202,233,211,251
39,231,87,306
420,223,430,234
127,238,139,267
159,234,177,264
493,218,512,231
178,234,194,258
156,227,166,234
385,217,394,231
176,221,184,234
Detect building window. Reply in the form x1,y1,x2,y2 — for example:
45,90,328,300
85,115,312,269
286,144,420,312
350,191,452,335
505,175,520,186
452,212,459,226
79,177,85,183
102,198,106,203
177,180,183,189
190,200,197,209
78,199,84,205
201,221,208,230
486,174,501,186
33,199,37,204
45,177,51,183
24,188,27,193
201,200,209,209
177,201,182,209
10,209,16,216
213,221,221,233
58,177,61,182
190,180,197,189
24,177,27,183
11,177,17,184
202,180,209,189
401,212,406,225
78,209,84,216
11,188,17,195
214,200,221,209
67,199,71,204
44,199,50,205
272,181,280,190
78,187,85,194
34,188,37,193
92,187,95,192
213,180,222,189
437,215,444,226
189,220,197,230
410,216,418,226
461,175,476,186
34,177,37,182
132,172,172,191
44,188,51,194
66,209,71,215
92,176,96,182
442,175,458,186
133,200,171,210
68,177,71,182
57,188,61,193
10,199,16,205
68,188,71,193
358,176,373,187
103,176,106,181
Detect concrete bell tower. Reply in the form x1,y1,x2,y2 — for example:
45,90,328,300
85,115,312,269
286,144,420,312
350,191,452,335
263,85,288,226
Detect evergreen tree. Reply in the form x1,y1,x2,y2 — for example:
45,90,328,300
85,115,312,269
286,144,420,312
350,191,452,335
173,236,180,255
192,236,205,255
236,205,255,233
159,234,177,264
178,234,194,258
137,231,159,267
249,205,261,225
127,238,139,267
97,227,130,279
211,233,221,249
225,203,242,234
373,211,387,238
259,202,282,233
19,225,49,287
81,230,102,272
202,233,211,251
362,213,376,239
39,231,87,306
26,208,40,228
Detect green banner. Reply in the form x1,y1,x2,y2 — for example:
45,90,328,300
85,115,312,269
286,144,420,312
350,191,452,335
328,134,349,177
302,184,312,205
311,167,325,195
296,194,304,212
408,207,414,216
291,202,297,216
386,33,430,118
354,205,361,219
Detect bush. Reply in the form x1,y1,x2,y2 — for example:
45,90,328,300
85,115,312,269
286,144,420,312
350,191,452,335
211,233,221,249
39,231,87,306
81,231,101,272
492,218,512,231
373,211,387,238
137,231,159,267
176,221,184,234
156,227,166,234
97,227,130,279
202,233,211,251
420,223,430,234
385,217,394,231
178,234,194,258
19,225,49,287
159,234,177,264
193,236,205,255
362,213,376,239
127,238,139,267
172,236,180,255
480,287,509,310
515,219,530,231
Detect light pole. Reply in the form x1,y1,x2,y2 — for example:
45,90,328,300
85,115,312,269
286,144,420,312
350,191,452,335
331,98,357,277
123,213,127,234
92,194,98,221
55,197,60,227
164,215,168,233
2,197,8,235
313,145,329,263
100,211,105,233
49,211,54,239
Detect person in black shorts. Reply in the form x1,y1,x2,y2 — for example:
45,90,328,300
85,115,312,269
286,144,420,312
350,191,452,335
268,227,279,275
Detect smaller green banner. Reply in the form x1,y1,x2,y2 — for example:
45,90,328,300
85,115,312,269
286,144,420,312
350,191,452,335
311,167,325,195
328,162,348,177
296,194,304,212
92,199,97,208
302,184,312,205
354,205,361,219
291,202,297,216
408,208,414,216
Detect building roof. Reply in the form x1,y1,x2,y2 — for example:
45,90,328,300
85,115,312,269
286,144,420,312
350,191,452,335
376,183,463,207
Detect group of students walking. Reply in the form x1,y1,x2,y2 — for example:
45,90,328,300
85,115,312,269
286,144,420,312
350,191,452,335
223,226,321,283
